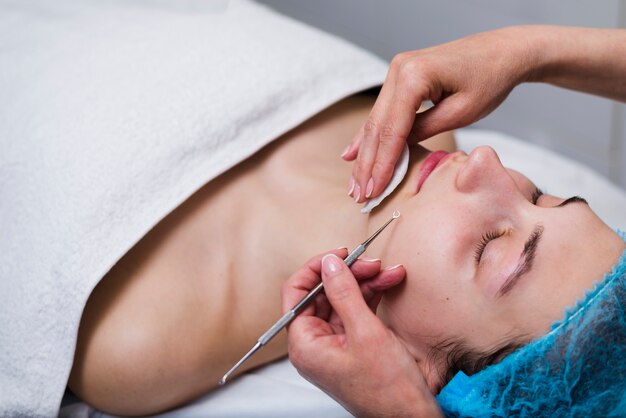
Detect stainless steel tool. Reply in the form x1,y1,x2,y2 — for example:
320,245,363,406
219,210,401,385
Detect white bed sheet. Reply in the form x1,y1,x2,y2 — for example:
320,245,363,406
59,128,626,418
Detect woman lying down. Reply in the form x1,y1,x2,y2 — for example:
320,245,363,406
35,3,625,416
68,91,626,416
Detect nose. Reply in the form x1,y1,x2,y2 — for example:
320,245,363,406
455,146,510,193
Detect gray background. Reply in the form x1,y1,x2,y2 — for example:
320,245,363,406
257,0,626,189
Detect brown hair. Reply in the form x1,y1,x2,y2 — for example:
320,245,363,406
429,336,529,391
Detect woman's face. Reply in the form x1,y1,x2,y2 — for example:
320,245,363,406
377,146,625,390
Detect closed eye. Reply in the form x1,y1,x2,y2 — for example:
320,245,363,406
531,189,588,208
474,230,505,265
531,187,543,205
557,196,588,207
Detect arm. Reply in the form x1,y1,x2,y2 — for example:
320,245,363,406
345,25,626,203
527,25,626,101
282,251,442,418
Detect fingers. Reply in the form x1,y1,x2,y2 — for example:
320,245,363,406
349,56,429,202
319,254,380,337
343,54,405,163
368,69,433,194
406,93,475,143
321,261,406,321
348,257,382,279
281,248,348,313
345,54,405,201
282,249,385,316
360,264,405,311
341,125,362,162
327,264,406,324
315,258,383,321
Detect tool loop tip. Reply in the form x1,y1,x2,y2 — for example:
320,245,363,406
392,210,401,219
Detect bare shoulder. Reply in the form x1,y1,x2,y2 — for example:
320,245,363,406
67,163,279,414
66,92,390,415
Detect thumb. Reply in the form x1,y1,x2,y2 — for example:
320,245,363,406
408,94,477,142
321,254,377,336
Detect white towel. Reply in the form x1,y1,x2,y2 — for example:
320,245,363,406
0,1,387,415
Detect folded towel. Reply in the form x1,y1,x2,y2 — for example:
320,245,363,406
0,1,386,415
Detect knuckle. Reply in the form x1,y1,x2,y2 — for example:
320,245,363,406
372,159,395,176
402,57,423,74
391,52,409,68
352,164,365,183
397,59,434,92
397,65,419,90
379,124,401,143
398,58,418,76
328,281,354,304
362,118,378,139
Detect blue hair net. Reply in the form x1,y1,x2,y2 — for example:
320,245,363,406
437,231,626,417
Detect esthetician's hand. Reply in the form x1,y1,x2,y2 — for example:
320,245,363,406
282,250,442,418
345,25,626,201
344,26,535,202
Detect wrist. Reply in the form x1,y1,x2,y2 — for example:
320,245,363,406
522,25,571,84
497,25,551,84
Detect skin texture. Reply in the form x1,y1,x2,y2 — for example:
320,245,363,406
68,92,625,416
293,24,626,415
373,146,626,390
284,145,626,416
68,26,626,416
279,25,626,416
345,25,626,205
283,252,443,418
67,94,456,416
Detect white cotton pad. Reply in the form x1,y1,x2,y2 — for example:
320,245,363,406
361,143,410,213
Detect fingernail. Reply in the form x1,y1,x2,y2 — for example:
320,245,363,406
348,177,355,196
353,183,361,202
384,264,403,271
322,254,344,276
365,178,374,198
335,246,348,251
341,145,350,159
362,258,381,263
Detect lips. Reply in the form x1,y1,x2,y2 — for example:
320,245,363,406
416,150,450,193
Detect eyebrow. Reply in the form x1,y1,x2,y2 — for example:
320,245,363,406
497,224,544,298
495,195,587,298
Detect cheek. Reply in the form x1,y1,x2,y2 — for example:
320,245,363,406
380,206,489,341
380,265,473,344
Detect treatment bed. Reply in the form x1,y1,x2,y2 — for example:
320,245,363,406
59,128,626,417
2,1,625,417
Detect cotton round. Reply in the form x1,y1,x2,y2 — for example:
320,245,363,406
361,144,410,213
